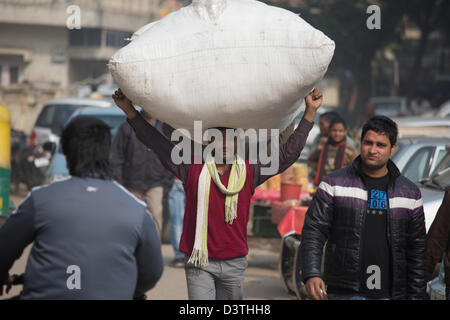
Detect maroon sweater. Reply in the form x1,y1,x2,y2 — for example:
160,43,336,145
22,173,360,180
128,113,313,259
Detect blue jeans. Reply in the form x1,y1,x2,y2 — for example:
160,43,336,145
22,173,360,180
168,180,186,258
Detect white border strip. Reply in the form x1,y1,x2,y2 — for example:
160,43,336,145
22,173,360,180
112,180,147,208
389,197,423,210
318,181,368,201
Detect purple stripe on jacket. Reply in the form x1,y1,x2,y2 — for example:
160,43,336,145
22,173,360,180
388,187,422,201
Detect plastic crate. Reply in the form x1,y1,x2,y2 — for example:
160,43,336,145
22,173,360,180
252,218,281,238
253,204,271,218
251,204,279,237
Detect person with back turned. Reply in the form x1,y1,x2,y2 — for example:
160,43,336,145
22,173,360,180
0,116,163,299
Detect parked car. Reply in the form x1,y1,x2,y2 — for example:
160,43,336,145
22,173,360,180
436,99,450,118
418,145,450,232
369,96,409,118
45,107,126,183
68,106,127,138
31,97,114,147
391,137,450,183
392,116,450,139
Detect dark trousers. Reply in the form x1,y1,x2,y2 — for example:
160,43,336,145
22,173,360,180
446,285,450,300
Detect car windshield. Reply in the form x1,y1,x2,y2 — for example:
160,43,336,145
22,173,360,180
35,104,81,133
94,114,126,138
430,151,450,189
374,102,401,116
56,113,125,154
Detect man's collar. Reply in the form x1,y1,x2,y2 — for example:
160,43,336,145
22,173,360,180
352,155,401,182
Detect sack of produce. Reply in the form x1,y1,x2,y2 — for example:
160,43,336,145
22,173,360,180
108,0,335,140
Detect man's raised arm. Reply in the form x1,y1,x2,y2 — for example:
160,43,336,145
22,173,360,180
253,87,323,187
112,89,188,183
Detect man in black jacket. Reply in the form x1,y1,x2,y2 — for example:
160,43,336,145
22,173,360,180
301,116,427,300
426,187,450,300
111,110,174,235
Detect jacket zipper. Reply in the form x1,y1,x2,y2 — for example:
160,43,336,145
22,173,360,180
387,188,395,298
358,189,368,291
386,189,392,248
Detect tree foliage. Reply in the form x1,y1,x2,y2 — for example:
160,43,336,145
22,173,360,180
263,0,449,121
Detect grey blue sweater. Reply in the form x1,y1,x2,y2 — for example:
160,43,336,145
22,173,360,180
0,177,163,299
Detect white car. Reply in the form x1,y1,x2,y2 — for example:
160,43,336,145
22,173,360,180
31,97,114,147
392,116,450,139
418,146,450,232
391,137,450,183
370,96,409,117
44,106,127,183
436,99,450,118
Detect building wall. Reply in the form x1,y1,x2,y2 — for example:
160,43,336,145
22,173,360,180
0,23,69,87
0,23,69,132
0,0,165,132
0,1,191,133
0,0,159,31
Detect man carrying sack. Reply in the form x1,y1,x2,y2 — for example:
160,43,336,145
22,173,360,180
112,87,322,300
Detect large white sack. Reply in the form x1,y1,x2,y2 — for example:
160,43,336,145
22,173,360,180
108,0,335,139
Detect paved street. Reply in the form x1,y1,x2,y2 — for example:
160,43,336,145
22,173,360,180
2,194,294,300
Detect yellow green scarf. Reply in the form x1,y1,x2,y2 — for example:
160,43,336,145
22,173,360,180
188,154,247,267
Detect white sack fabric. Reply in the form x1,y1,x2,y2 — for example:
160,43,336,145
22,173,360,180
108,0,335,138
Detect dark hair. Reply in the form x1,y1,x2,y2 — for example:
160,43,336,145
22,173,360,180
329,116,347,130
361,116,398,147
319,111,340,123
61,116,112,179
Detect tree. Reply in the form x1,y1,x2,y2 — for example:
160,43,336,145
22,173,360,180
398,0,450,97
262,0,407,125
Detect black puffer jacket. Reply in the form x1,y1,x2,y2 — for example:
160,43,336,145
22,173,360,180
300,156,427,300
